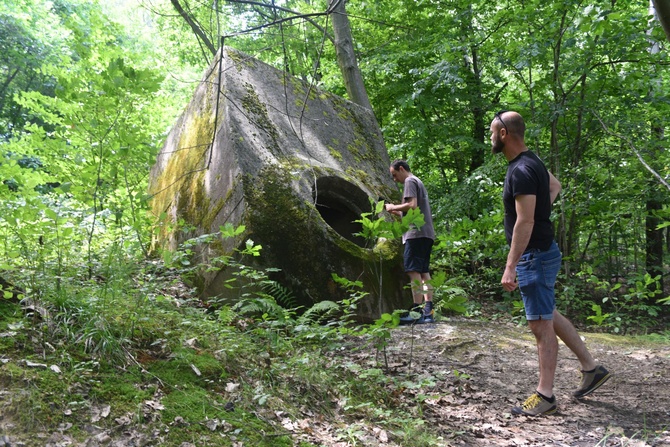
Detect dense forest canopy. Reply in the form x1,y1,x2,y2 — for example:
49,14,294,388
1,0,669,332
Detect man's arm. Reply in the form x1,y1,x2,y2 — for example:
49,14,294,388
549,172,561,204
385,197,417,215
501,194,536,292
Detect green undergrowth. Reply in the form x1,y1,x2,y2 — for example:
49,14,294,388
0,263,447,447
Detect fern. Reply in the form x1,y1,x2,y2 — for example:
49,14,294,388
297,300,340,325
233,296,286,320
261,281,298,308
439,286,468,314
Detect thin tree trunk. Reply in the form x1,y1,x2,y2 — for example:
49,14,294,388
646,189,664,291
170,0,217,60
328,0,373,111
646,0,665,294
468,47,486,172
0,67,21,114
652,0,670,42
459,4,486,173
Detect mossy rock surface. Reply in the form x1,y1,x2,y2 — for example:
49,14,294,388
149,47,409,319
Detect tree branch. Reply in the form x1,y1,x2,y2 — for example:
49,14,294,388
593,111,670,193
223,0,333,42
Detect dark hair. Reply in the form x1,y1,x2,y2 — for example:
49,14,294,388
390,159,411,172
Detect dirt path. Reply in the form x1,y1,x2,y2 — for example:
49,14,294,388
369,318,670,446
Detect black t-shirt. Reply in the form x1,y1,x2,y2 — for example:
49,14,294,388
503,151,555,251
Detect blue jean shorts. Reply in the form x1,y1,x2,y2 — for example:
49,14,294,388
516,241,561,321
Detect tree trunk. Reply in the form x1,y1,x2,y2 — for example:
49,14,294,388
652,0,670,42
170,0,217,61
468,46,486,173
647,0,665,295
646,193,664,290
550,11,567,256
458,4,486,173
328,0,374,111
646,123,665,293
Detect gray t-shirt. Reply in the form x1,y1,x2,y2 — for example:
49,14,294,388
402,175,435,243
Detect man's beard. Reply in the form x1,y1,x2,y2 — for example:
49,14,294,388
492,138,504,154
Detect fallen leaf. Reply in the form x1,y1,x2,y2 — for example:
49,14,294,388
205,418,220,431
144,400,164,411
25,360,47,368
91,405,111,423
373,427,388,442
172,416,188,427
115,414,132,426
281,418,296,431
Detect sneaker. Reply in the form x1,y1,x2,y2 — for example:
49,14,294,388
420,313,435,323
573,365,611,398
511,392,557,416
399,310,422,325
398,310,434,325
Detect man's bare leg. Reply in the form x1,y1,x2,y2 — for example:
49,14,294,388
552,309,597,372
407,271,424,306
528,318,558,397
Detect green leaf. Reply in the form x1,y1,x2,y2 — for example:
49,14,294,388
44,208,58,220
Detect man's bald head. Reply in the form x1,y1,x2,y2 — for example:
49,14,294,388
495,111,526,138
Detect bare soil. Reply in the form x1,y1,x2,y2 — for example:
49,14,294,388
370,318,670,447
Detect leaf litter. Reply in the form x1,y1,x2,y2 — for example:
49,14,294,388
378,318,670,446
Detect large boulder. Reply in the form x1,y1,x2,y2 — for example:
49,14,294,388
148,47,407,320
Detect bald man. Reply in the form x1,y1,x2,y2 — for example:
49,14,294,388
491,110,611,416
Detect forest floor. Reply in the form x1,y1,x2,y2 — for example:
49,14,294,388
356,317,670,447
1,314,669,447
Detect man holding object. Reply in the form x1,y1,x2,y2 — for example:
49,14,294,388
385,159,436,324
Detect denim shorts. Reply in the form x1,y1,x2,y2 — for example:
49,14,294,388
516,241,561,321
404,238,433,273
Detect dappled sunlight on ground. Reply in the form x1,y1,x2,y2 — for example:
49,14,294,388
375,318,670,446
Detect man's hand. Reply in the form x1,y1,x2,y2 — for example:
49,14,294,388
385,203,402,216
501,265,518,292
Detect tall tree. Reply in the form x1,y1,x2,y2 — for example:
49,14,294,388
645,0,666,292
328,0,372,110
157,0,373,110
0,0,65,137
169,0,217,62
652,0,670,41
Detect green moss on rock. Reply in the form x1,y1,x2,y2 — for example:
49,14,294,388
241,82,280,154
242,165,385,306
150,111,216,245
